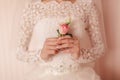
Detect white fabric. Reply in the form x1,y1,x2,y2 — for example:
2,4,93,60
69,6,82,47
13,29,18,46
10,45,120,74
24,65,100,80
16,0,105,80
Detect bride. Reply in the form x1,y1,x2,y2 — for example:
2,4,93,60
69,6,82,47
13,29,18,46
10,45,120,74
16,0,105,80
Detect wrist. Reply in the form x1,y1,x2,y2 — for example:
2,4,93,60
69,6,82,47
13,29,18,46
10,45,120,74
71,52,80,59
40,52,50,61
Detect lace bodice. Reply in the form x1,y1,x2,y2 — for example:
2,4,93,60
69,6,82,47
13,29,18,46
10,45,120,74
16,0,105,67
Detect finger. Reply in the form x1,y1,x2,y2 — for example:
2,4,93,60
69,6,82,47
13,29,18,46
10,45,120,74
47,45,58,50
45,37,59,45
74,40,80,45
72,37,80,45
58,35,72,40
46,41,58,46
57,43,74,49
58,39,74,44
60,48,73,53
47,50,58,55
46,37,58,42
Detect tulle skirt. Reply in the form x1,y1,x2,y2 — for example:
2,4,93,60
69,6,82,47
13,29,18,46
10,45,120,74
24,65,101,80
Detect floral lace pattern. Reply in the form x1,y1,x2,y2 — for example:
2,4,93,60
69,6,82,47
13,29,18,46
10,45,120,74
16,0,105,64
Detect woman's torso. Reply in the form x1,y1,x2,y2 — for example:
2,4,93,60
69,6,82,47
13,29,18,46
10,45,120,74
28,0,94,74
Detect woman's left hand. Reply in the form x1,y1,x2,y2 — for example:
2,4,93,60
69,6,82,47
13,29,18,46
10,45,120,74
57,35,80,59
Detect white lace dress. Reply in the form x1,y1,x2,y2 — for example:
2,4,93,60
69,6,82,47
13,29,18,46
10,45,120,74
16,0,105,80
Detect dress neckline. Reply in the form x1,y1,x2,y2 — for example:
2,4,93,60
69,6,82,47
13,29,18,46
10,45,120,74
39,0,78,5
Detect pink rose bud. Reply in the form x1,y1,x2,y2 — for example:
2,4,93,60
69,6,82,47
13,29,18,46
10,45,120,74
59,23,70,35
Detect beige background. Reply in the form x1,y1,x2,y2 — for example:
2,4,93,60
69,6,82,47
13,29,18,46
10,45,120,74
0,0,120,80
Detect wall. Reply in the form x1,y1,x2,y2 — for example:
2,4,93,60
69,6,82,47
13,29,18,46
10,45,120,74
0,0,31,80
100,0,120,80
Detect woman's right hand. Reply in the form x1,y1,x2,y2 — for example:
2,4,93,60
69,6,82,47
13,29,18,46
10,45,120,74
40,37,59,61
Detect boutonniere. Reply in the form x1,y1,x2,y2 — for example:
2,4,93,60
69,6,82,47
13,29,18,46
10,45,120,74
57,16,72,37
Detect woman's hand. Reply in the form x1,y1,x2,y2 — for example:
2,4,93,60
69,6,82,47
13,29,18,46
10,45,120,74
40,37,59,61
57,36,80,59
40,36,80,61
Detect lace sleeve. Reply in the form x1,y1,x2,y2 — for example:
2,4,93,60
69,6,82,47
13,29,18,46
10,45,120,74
16,2,44,63
77,0,105,63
